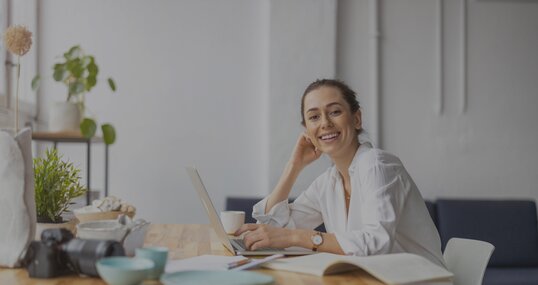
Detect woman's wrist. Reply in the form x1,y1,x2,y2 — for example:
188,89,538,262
285,161,304,176
291,229,315,249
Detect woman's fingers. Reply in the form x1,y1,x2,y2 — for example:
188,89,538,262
234,223,259,236
250,238,270,251
243,228,267,249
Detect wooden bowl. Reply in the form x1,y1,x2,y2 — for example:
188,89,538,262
75,211,135,223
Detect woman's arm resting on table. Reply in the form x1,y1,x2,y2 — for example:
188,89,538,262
235,224,345,254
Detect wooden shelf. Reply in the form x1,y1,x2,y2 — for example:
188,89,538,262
32,131,103,143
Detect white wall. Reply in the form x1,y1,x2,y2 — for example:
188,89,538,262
34,0,538,223
267,0,337,197
337,0,538,200
382,0,538,199
37,0,266,223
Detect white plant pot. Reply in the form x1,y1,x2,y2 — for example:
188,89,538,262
35,219,77,240
49,102,82,132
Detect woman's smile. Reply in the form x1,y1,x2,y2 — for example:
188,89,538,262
319,131,341,142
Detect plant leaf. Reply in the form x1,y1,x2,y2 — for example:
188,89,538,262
86,75,97,90
53,69,65,82
69,82,85,95
101,124,116,145
65,45,81,59
108,78,116,92
31,75,40,91
88,62,98,75
80,118,97,139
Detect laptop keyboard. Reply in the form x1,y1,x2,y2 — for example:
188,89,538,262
231,239,277,252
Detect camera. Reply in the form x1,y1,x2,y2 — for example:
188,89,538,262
24,228,125,278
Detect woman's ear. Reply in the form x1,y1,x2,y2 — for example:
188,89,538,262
354,110,362,130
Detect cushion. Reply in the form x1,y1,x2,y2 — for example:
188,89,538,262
484,267,538,285
424,200,437,229
225,197,262,224
437,199,538,267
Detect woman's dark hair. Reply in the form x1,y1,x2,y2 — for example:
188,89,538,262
300,79,360,126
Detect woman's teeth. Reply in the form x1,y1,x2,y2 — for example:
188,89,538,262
320,132,339,141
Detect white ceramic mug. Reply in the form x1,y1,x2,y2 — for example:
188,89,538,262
220,211,245,234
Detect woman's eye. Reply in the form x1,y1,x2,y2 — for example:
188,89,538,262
308,115,320,121
330,110,342,116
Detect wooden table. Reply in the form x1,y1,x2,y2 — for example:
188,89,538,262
0,224,402,285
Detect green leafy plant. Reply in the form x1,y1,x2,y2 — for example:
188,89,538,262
32,45,117,144
34,148,87,223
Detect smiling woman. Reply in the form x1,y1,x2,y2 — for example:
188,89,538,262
234,79,447,268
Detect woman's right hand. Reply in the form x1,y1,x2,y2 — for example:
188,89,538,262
289,133,322,170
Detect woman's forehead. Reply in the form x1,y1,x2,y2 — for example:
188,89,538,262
304,86,346,110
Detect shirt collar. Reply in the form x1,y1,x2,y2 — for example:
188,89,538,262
328,142,372,180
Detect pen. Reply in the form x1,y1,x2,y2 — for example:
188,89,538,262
231,254,284,271
227,258,252,269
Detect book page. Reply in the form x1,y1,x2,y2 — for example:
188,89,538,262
263,253,453,285
338,253,452,284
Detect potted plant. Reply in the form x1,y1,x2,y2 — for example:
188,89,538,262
33,148,86,239
32,45,117,145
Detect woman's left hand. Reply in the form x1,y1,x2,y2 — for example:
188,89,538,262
235,224,296,250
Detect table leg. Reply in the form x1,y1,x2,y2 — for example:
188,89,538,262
105,144,109,197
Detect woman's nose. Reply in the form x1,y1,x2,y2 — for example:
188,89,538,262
321,115,334,128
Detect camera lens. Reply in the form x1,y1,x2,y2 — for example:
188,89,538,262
62,239,125,277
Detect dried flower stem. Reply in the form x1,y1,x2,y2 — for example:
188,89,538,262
3,25,32,133
15,56,20,133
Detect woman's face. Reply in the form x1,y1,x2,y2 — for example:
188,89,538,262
303,86,361,158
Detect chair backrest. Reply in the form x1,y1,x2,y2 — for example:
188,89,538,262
443,238,495,285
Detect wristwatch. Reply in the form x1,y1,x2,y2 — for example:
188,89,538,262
311,231,324,251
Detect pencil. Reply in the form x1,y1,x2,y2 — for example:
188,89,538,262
227,258,251,269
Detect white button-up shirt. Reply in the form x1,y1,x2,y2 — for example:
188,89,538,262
253,143,445,268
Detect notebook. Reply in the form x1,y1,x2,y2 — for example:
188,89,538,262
186,167,313,256
262,252,453,285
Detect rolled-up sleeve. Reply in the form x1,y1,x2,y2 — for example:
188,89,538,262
252,180,324,230
334,159,408,256
252,197,290,227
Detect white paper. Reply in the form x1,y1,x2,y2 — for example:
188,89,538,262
165,255,247,273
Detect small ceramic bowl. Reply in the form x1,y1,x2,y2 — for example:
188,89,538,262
97,257,154,285
77,220,128,241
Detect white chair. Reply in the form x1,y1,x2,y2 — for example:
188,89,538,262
443,238,495,285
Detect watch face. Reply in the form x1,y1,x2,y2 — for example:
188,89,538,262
312,234,323,245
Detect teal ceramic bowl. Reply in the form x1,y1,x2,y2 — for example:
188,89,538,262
97,257,154,285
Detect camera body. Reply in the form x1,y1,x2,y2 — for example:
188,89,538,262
25,228,125,278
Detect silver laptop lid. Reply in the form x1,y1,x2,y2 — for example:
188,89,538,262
186,167,314,256
186,167,236,254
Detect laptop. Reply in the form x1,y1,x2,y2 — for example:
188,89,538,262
186,167,314,256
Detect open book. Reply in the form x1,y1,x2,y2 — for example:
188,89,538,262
262,253,453,285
